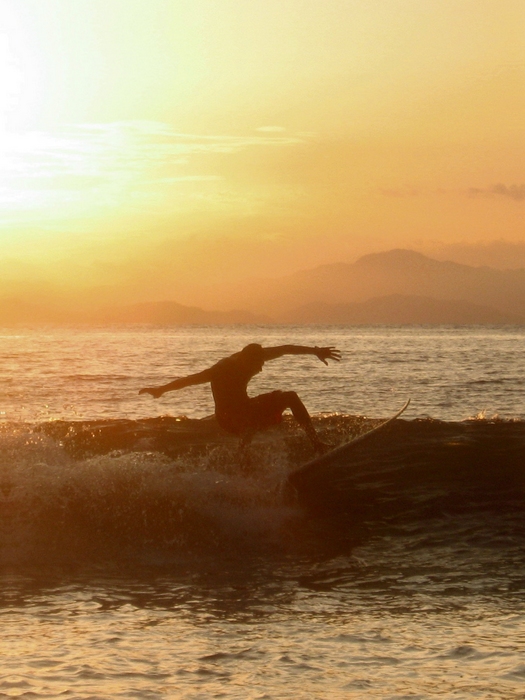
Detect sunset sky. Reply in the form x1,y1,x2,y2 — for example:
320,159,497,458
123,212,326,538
0,0,523,308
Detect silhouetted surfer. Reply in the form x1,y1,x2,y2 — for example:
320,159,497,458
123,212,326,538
139,343,341,453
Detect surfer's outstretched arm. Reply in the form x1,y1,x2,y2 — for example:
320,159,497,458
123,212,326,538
262,345,341,365
139,368,213,399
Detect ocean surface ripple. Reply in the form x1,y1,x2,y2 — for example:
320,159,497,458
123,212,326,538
1,326,525,698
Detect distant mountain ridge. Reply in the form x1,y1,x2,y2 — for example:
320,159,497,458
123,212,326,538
100,301,270,325
285,294,523,325
0,298,269,325
210,249,525,320
1,249,524,325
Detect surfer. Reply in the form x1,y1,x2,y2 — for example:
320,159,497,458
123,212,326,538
139,343,341,453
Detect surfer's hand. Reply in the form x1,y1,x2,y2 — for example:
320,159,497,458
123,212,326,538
315,346,341,365
139,387,164,399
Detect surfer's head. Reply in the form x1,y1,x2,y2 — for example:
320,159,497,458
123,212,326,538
240,343,264,373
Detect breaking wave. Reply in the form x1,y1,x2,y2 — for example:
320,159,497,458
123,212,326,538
1,414,525,566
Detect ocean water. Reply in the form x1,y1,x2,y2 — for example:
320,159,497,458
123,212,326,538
1,325,525,698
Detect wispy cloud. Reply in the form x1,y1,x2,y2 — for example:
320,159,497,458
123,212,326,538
491,183,525,201
255,126,286,133
0,121,305,220
468,183,525,201
380,184,525,203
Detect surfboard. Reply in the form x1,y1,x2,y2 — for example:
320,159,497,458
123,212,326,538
289,399,411,480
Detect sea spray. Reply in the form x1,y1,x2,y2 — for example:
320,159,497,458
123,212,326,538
0,425,300,565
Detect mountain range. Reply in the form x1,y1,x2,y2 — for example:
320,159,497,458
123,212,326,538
0,298,270,325
1,249,524,325
210,249,525,320
284,295,520,325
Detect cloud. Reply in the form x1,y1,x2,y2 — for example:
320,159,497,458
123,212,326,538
0,121,306,222
382,184,525,202
468,183,525,201
491,183,525,201
255,126,286,133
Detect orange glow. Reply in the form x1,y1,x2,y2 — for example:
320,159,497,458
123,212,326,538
0,0,524,318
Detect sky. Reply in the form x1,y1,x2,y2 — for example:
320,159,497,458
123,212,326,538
0,0,523,309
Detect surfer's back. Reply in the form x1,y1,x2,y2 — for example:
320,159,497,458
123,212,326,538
209,353,260,413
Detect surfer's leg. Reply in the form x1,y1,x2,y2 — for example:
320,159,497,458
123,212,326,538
246,391,327,454
279,391,328,454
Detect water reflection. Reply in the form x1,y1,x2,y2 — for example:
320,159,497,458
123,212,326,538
3,522,525,621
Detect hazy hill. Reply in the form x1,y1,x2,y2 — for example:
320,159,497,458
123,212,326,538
2,250,525,326
211,249,525,319
0,298,269,326
0,298,72,324
98,301,270,325
285,294,523,325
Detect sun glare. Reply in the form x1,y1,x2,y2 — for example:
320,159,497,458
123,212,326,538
0,36,21,133
0,3,46,135
0,0,523,287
